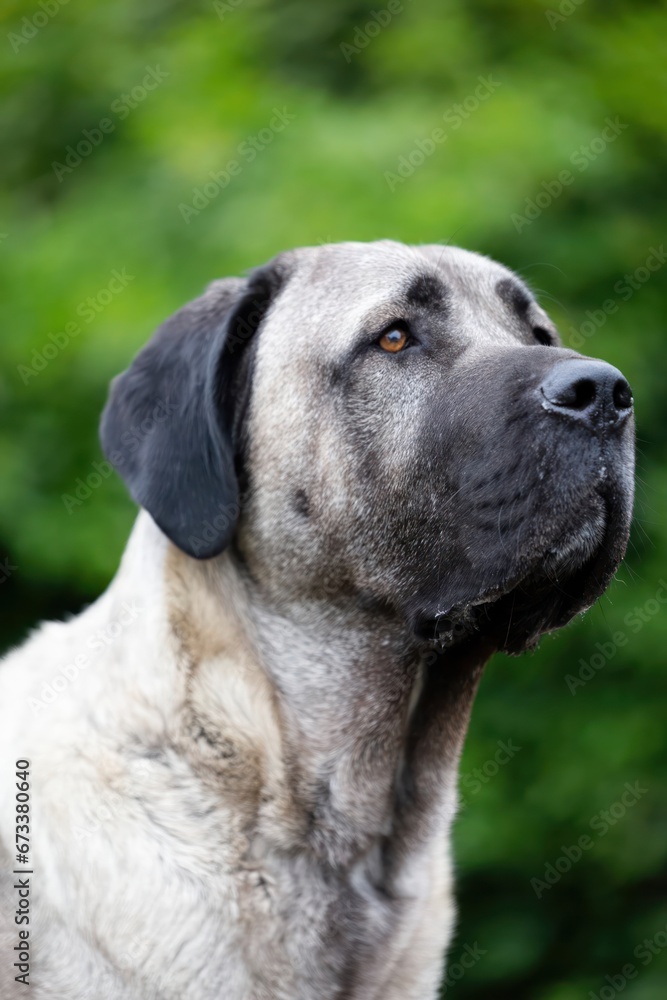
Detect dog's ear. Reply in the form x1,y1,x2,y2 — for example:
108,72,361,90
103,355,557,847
100,260,286,559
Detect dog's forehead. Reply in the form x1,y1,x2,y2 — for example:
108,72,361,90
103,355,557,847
415,243,522,299
263,240,530,357
291,239,518,301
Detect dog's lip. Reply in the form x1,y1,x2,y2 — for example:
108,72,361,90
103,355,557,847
428,493,619,650
463,494,611,612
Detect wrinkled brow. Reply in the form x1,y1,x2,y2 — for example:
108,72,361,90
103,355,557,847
495,277,535,317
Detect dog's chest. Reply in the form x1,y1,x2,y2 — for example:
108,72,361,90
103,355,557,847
60,752,449,1000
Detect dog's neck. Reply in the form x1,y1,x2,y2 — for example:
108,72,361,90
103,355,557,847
118,513,492,882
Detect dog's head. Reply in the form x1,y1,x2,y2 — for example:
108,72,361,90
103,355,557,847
101,240,635,654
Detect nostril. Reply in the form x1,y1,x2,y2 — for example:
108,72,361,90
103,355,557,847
568,378,596,410
540,360,632,426
613,378,633,411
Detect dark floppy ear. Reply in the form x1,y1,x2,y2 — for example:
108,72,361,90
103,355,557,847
100,261,286,559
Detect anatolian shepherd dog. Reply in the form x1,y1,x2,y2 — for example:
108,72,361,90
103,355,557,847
0,241,635,999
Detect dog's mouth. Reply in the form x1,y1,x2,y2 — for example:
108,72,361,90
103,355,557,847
425,491,630,655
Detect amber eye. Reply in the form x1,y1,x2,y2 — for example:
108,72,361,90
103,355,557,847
378,327,409,353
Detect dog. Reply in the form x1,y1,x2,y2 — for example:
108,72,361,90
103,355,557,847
0,241,635,999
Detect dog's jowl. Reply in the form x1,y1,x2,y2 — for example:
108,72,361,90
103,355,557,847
0,241,635,1000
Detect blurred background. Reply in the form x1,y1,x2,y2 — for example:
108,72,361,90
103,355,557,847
1,0,666,996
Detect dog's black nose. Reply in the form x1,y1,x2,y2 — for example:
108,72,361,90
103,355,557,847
540,359,633,429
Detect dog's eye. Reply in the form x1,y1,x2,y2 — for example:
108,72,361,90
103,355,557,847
533,327,554,347
378,327,410,353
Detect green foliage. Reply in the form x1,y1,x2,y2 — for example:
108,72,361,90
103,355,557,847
1,0,666,995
